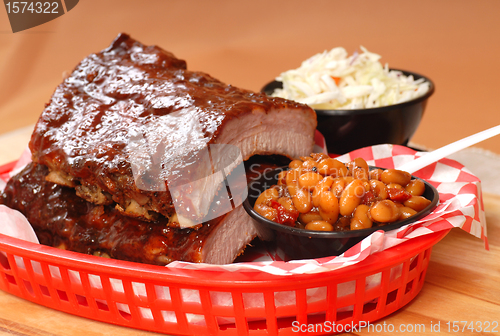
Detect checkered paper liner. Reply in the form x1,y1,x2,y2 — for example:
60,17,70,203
0,143,488,277
168,144,488,275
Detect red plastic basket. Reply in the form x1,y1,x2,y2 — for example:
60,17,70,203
0,162,450,335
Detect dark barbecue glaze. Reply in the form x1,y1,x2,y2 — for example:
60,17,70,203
0,162,220,265
29,33,313,221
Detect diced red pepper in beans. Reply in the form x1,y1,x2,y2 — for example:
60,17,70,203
270,200,299,226
387,188,412,203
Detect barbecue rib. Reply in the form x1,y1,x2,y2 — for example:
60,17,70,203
1,163,268,265
29,33,317,226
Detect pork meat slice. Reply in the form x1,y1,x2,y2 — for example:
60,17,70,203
0,163,269,265
29,33,317,225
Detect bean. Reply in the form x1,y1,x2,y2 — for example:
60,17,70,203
348,157,369,171
292,188,313,213
301,159,318,171
299,209,323,224
370,179,388,200
298,172,323,190
404,196,431,212
370,200,400,222
399,206,418,220
319,208,338,224
350,219,366,230
405,179,426,196
351,204,373,230
317,158,348,177
369,168,383,181
339,179,365,216
286,169,301,196
362,180,371,192
386,183,403,190
332,178,346,197
286,168,301,186
289,159,303,169
254,204,278,221
255,187,279,207
348,158,369,179
278,197,296,212
353,157,369,171
381,169,412,186
305,220,334,231
342,176,355,184
319,190,339,223
287,184,298,198
312,176,334,207
353,167,369,180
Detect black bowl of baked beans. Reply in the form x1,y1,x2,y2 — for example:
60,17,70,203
243,154,439,260
262,69,435,154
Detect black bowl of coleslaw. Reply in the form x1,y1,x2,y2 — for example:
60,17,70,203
262,69,434,155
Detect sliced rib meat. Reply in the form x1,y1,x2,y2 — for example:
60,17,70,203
0,163,268,265
29,33,317,225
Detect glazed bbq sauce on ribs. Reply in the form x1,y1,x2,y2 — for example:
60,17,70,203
28,33,309,222
0,163,219,265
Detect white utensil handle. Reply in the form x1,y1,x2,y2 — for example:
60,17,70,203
397,125,500,174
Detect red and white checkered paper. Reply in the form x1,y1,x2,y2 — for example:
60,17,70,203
169,143,488,275
0,142,488,276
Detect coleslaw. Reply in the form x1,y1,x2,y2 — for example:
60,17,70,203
272,46,430,109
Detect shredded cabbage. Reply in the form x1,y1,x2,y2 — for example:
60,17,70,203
272,46,430,109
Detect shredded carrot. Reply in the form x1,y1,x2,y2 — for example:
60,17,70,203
331,76,341,86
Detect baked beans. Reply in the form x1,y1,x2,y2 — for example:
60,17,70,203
253,154,434,232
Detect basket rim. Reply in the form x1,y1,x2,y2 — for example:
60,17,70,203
0,229,450,287
0,160,450,287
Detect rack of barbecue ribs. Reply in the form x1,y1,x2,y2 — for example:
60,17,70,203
2,33,317,265
2,163,263,265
